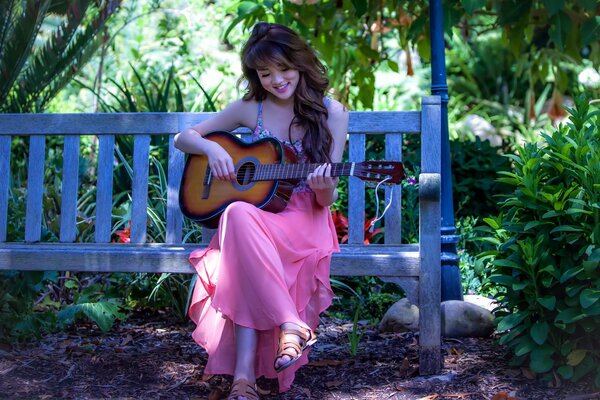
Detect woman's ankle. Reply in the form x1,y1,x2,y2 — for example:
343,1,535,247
233,370,255,383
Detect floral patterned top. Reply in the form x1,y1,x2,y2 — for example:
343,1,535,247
251,99,331,193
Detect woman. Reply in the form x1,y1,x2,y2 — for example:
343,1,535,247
174,22,348,399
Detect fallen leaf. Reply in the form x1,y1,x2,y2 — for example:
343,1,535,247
417,395,438,400
325,380,343,389
521,367,536,380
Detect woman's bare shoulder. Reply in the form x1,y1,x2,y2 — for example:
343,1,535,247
224,98,259,128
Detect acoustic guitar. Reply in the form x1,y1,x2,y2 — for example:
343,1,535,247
178,131,405,228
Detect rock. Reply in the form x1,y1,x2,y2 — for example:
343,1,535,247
378,298,495,337
463,294,499,312
378,298,419,333
441,300,495,338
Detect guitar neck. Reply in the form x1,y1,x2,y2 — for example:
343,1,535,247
254,163,355,181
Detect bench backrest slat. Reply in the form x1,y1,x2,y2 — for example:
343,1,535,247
421,98,441,173
166,135,184,244
385,133,403,244
0,136,10,242
0,112,421,135
131,135,150,244
95,135,115,243
60,135,80,242
348,133,366,244
25,136,46,243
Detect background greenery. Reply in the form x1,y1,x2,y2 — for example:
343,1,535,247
1,0,599,386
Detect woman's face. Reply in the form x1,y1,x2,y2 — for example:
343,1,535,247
256,65,300,101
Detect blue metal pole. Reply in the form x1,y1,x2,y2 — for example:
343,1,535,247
429,0,463,301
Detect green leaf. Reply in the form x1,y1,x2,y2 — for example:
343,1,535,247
581,16,600,47
548,11,571,51
79,302,125,332
63,280,78,289
550,225,583,233
555,308,587,324
580,289,600,309
560,267,584,283
557,365,573,379
566,349,587,366
537,296,556,310
386,59,399,73
461,0,486,14
515,338,535,356
542,0,564,16
497,312,528,332
530,321,549,345
529,346,555,373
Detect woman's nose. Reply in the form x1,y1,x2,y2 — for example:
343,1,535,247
272,72,283,84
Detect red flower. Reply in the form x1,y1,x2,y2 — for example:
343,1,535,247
113,226,131,243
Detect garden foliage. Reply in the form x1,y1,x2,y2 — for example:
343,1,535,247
480,96,600,386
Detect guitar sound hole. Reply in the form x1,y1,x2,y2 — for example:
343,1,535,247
237,162,256,185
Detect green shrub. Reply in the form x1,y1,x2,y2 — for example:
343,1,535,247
479,95,600,386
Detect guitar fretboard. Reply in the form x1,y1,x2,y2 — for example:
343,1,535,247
252,163,354,181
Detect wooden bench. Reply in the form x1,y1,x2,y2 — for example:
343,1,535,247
0,96,442,374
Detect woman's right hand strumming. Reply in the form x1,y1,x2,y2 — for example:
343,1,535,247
205,141,236,181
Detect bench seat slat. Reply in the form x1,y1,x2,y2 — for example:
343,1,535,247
0,136,10,242
25,136,45,243
60,135,80,242
95,135,115,242
0,243,419,274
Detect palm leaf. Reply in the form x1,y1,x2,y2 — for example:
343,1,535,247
0,0,51,107
15,0,121,111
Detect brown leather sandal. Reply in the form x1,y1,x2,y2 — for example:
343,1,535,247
227,379,259,400
273,326,317,373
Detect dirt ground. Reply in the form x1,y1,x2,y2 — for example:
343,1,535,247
0,311,598,400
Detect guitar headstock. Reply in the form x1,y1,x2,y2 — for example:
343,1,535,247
354,161,406,184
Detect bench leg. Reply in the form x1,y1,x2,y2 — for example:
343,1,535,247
418,173,442,374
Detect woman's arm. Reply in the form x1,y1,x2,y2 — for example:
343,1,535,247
173,100,253,180
309,100,349,207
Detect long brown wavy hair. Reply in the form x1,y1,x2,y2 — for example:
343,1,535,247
240,22,333,163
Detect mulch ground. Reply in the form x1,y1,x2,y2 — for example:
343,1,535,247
0,311,598,400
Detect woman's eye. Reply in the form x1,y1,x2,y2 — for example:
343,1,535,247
260,73,270,77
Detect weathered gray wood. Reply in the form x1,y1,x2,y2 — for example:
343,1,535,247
418,173,442,375
0,112,421,135
131,135,150,244
0,242,419,274
385,133,403,244
421,96,442,173
0,136,10,242
166,136,184,244
418,95,442,375
0,98,443,376
95,135,115,243
348,133,365,244
25,136,45,243
60,135,80,242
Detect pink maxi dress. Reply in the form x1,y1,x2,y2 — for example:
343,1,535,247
187,101,339,392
